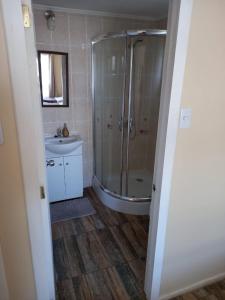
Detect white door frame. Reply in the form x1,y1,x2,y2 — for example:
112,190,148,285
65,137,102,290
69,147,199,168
0,0,193,299
0,0,55,299
144,0,193,299
0,245,9,300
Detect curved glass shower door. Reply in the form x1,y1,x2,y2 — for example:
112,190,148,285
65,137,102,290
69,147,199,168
93,36,126,194
92,30,166,202
124,35,166,199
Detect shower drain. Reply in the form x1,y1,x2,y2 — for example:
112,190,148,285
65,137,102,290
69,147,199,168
136,178,144,183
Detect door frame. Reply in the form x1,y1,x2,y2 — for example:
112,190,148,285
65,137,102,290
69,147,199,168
0,0,193,299
0,0,55,299
144,0,193,299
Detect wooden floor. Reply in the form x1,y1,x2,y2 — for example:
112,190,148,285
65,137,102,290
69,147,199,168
51,188,225,300
51,188,149,300
171,279,225,300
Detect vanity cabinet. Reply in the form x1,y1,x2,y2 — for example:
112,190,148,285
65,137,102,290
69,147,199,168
46,153,83,202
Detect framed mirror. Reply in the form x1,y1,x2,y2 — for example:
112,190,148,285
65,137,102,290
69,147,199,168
38,51,69,107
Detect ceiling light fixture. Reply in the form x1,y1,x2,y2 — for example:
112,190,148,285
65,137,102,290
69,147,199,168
44,10,55,31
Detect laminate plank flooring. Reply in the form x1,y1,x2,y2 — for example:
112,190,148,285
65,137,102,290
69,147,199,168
52,188,225,300
171,279,225,300
52,188,149,300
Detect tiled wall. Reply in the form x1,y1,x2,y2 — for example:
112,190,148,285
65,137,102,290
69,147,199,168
33,7,166,187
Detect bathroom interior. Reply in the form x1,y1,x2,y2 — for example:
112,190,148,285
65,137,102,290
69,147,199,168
33,0,168,298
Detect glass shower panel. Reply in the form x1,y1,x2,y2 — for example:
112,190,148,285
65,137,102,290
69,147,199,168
126,35,165,198
93,37,126,194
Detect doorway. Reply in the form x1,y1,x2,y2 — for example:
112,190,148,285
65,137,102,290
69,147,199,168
0,0,193,299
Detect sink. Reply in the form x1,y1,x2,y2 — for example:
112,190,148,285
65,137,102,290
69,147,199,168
45,135,83,155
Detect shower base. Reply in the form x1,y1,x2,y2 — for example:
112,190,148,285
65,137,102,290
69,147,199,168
92,171,151,215
107,169,152,199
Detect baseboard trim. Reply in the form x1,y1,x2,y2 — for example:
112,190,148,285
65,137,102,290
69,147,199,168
160,272,225,300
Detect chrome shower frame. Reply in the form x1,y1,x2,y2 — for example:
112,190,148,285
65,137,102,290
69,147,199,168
91,29,167,204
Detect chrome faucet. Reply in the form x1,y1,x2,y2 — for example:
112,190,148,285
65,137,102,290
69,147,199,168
56,127,62,137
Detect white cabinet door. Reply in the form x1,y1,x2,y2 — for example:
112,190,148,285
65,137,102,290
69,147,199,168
64,156,83,199
46,157,65,202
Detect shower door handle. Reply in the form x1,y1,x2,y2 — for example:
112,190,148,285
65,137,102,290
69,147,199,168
118,118,123,131
129,118,134,133
118,118,130,131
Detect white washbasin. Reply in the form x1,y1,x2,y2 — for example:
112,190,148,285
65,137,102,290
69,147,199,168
45,135,83,155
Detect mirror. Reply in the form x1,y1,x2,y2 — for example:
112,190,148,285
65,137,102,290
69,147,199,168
38,51,69,107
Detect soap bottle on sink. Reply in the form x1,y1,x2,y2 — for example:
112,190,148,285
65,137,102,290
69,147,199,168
62,123,69,137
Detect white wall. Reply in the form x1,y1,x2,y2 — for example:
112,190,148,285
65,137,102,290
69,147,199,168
0,0,55,299
0,2,37,299
160,0,225,297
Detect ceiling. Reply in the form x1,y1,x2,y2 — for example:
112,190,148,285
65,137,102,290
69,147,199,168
32,0,169,19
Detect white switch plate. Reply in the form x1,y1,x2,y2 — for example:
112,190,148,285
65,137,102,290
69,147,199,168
0,121,4,144
180,108,192,128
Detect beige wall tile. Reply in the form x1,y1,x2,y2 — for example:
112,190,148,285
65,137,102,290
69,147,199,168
70,46,87,74
56,107,73,123
33,10,52,45
52,13,69,46
86,15,102,44
73,100,89,122
71,73,88,98
101,17,118,33
42,107,57,123
69,14,86,47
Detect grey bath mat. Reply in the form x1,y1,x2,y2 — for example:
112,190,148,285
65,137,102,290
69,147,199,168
50,197,96,223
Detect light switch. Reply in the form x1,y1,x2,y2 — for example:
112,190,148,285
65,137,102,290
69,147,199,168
0,121,4,144
180,108,192,128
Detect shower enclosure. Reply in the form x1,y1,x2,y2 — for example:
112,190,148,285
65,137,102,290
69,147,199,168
92,29,166,215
